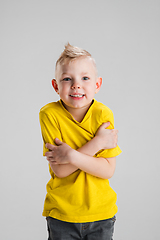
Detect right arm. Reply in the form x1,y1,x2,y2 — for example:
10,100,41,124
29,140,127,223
47,122,118,178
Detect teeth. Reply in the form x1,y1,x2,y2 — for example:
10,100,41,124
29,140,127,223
70,94,84,97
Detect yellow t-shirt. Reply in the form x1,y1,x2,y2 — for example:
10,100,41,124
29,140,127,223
39,99,122,223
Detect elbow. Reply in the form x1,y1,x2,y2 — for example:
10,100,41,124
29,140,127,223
107,167,115,179
106,171,114,179
49,165,66,178
53,168,71,178
53,170,67,178
103,158,116,179
97,170,114,180
57,174,68,179
102,172,114,180
103,166,115,179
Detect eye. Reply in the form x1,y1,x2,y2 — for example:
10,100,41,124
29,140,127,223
82,77,89,80
63,77,71,81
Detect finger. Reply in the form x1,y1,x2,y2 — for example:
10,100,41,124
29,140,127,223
45,143,56,150
100,122,110,129
45,151,53,157
51,161,59,164
112,129,118,134
46,156,53,161
47,158,58,164
54,138,63,146
46,156,52,161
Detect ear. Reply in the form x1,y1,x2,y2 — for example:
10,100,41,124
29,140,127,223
52,79,59,94
95,77,102,93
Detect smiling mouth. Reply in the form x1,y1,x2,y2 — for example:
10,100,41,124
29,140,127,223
70,94,85,98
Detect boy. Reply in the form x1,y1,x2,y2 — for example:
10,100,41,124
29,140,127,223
39,43,122,240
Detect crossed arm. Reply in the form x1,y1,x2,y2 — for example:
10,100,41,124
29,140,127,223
45,122,118,179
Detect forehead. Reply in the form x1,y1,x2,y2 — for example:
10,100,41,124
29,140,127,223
56,56,97,77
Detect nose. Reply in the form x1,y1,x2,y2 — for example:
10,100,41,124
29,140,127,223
71,80,81,89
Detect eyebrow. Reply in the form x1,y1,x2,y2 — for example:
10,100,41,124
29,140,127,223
61,72,68,75
81,72,89,75
61,72,89,75
61,72,72,76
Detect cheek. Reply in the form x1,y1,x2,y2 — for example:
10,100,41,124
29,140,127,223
90,84,97,93
85,86,96,98
59,85,68,95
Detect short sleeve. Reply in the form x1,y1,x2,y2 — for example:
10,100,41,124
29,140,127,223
39,111,62,156
95,108,122,158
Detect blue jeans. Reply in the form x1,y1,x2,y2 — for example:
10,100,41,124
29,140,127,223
46,216,116,240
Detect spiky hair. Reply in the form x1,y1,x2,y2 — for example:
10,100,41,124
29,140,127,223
55,43,97,78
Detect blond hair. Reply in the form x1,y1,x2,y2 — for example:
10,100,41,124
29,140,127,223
55,43,97,78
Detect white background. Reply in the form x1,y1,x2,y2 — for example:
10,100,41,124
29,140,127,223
0,0,160,239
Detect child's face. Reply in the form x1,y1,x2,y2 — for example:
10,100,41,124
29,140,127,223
52,56,102,115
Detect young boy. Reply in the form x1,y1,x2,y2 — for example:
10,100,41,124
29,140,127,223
39,43,122,240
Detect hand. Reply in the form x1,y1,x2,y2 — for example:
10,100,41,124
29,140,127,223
95,122,118,149
45,138,73,164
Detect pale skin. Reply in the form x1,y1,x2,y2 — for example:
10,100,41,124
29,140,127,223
45,56,119,179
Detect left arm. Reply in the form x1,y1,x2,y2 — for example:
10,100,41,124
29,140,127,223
71,151,116,179
45,139,116,179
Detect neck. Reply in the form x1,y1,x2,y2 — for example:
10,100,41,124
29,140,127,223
61,100,94,123
71,108,88,122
